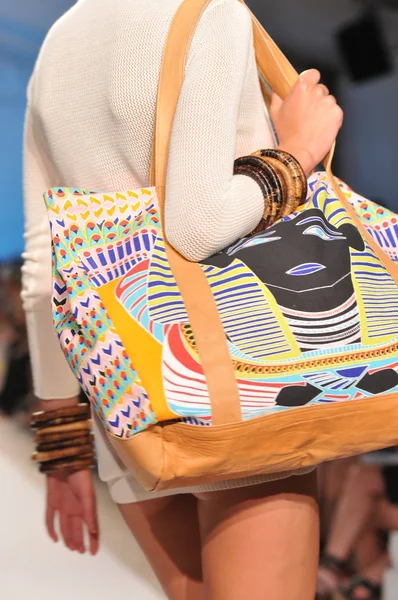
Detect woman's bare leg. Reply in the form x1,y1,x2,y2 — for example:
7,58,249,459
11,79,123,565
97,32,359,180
119,494,204,600
196,471,319,600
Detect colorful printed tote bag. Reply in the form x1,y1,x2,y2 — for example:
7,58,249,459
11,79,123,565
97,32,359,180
44,0,398,491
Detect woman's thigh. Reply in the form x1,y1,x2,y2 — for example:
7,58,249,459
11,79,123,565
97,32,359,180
119,494,204,600
195,471,319,600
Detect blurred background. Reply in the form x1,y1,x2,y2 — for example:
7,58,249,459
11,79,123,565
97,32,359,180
1,0,398,598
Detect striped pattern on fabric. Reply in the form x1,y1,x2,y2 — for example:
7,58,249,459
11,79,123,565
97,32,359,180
147,236,188,324
352,245,398,340
201,261,294,360
280,293,361,351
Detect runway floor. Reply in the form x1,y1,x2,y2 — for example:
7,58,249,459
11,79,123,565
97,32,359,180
4,415,398,599
0,417,164,600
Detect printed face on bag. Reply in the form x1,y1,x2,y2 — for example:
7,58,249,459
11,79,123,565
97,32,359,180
204,207,398,402
205,209,365,313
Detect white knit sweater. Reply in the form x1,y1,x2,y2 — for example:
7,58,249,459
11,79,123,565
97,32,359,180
23,0,275,400
22,0,310,501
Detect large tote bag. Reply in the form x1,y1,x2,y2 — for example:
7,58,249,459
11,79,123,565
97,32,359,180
45,0,398,491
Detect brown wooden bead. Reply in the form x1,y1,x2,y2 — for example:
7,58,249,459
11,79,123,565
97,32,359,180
33,414,90,429
234,165,273,230
31,403,90,427
254,149,307,208
35,419,92,438
260,156,302,217
34,428,90,445
234,155,286,234
40,457,96,475
37,434,94,453
32,443,94,464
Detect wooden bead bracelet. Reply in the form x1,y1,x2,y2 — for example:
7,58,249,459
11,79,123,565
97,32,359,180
253,148,307,211
234,148,307,234
31,403,96,474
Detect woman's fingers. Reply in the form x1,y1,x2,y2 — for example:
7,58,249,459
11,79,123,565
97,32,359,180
59,510,75,551
72,516,85,554
300,69,321,87
88,527,100,556
67,470,100,555
275,64,343,172
273,76,328,117
46,503,58,543
315,84,329,97
46,475,60,542
82,489,99,555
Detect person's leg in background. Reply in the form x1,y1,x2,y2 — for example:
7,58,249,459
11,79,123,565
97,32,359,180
338,553,390,600
196,471,319,600
354,529,386,573
344,495,398,600
317,464,387,598
326,466,384,562
331,497,398,600
319,458,358,545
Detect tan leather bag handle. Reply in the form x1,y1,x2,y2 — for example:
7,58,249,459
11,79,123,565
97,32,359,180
150,0,398,427
151,0,244,426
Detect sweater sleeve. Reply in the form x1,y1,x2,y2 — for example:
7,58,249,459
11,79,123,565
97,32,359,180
21,76,80,400
165,0,269,262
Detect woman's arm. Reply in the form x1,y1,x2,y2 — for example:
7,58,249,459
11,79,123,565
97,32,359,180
166,1,343,262
165,0,267,262
22,75,80,403
23,86,99,554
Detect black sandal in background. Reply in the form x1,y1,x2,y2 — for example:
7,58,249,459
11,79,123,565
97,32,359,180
316,554,353,600
335,576,382,600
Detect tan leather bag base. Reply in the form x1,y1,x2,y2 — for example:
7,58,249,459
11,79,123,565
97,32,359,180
107,391,398,491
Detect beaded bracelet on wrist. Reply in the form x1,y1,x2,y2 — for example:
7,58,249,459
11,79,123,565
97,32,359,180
31,403,96,474
234,164,274,229
234,148,307,235
261,156,301,218
32,404,90,424
234,155,285,232
40,456,95,475
253,149,307,209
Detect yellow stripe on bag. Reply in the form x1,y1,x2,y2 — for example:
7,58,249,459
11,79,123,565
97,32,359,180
97,279,177,422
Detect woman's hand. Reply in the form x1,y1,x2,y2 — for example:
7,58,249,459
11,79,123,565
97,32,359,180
270,69,344,174
38,395,99,554
46,468,99,555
